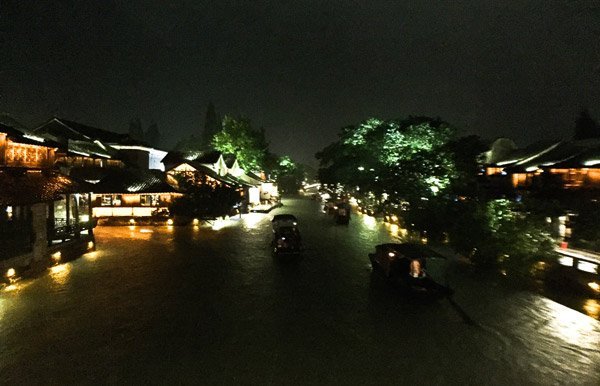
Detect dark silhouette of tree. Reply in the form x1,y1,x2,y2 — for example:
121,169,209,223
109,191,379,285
202,101,221,148
129,117,144,141
574,108,599,139
145,122,161,148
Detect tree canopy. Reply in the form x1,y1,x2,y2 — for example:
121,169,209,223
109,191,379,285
316,116,461,202
212,115,268,172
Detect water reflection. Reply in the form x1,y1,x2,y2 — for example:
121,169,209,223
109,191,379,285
84,250,101,261
49,263,72,286
242,213,265,229
2,280,32,293
385,223,408,240
542,298,599,347
362,214,377,230
212,218,230,230
583,299,600,319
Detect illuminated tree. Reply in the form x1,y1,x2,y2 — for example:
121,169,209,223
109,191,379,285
450,199,556,275
212,116,268,172
271,156,307,193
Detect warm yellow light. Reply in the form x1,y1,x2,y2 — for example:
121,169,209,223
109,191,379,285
362,215,377,229
588,282,600,292
243,213,264,229
212,218,228,231
140,228,153,233
167,219,174,226
87,241,94,250
49,263,71,285
51,251,62,262
583,299,600,319
193,218,200,225
6,268,16,278
129,218,135,225
391,215,398,223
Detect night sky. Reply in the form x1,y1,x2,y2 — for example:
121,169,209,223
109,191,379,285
2,1,599,166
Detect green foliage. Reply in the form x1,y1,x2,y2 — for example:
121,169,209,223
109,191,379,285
317,116,460,202
341,118,384,146
381,122,454,165
450,199,556,276
212,116,268,172
277,156,297,174
446,135,486,197
271,156,306,193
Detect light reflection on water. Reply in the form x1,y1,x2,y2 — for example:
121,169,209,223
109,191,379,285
83,250,103,261
385,223,408,240
211,218,230,230
2,280,32,294
242,213,266,229
583,299,600,319
362,214,377,230
1,199,599,384
541,298,600,347
49,263,72,286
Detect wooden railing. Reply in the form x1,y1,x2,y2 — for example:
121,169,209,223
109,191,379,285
48,219,96,243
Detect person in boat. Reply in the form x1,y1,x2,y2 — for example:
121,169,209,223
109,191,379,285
409,259,426,278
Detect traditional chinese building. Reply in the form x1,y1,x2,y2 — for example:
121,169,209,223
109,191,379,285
163,151,271,206
482,137,600,196
1,125,95,273
33,117,167,172
91,168,182,218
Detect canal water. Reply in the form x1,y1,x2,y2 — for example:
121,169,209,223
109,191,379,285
1,197,599,384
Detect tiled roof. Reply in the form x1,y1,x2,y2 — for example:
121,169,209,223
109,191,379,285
0,169,88,205
67,139,114,158
501,139,600,172
0,123,58,148
93,168,179,194
35,117,150,147
192,150,222,164
491,141,560,167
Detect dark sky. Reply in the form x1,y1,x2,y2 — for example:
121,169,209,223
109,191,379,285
2,1,599,166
